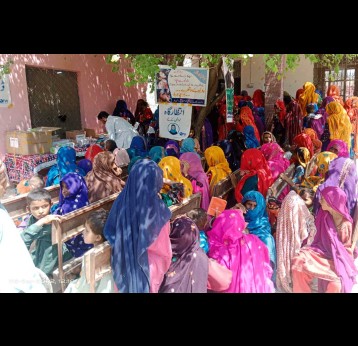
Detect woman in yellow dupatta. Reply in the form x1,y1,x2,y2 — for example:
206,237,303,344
204,146,232,195
158,156,192,198
301,151,337,192
326,101,352,149
299,82,319,117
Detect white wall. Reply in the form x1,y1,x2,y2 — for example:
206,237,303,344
283,55,314,97
240,55,265,95
240,54,315,98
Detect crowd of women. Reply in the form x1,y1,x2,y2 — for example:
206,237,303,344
1,83,358,293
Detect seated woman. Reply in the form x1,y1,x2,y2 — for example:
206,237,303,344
85,151,125,203
260,142,290,181
204,146,232,195
103,159,172,293
275,190,317,293
127,135,148,159
291,186,358,293
217,139,240,172
291,147,311,186
76,159,93,176
207,209,275,293
84,144,104,162
237,191,276,278
158,156,193,199
165,139,180,158
113,147,130,168
148,146,166,164
313,157,358,217
46,146,86,187
53,172,93,258
235,148,273,203
180,152,210,210
326,139,350,158
179,138,199,156
243,125,260,149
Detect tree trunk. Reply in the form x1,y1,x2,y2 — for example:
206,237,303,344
193,59,223,140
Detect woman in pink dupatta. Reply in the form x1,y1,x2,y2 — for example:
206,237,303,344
291,186,358,293
260,143,290,181
326,139,349,158
180,152,210,210
207,209,275,293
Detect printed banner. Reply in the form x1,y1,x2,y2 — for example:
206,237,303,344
226,88,234,123
0,75,11,107
156,65,209,106
159,103,192,140
222,57,234,89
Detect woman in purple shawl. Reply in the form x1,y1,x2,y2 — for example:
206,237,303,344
291,186,357,293
318,96,335,150
313,157,358,217
200,118,214,151
159,215,208,293
53,172,92,257
180,152,210,210
165,139,180,158
77,159,93,175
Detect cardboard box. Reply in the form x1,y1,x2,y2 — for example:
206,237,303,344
6,130,52,155
66,130,86,140
84,128,96,138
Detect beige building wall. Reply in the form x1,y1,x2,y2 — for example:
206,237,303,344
240,54,315,98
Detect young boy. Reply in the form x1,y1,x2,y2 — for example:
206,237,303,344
20,188,72,276
186,208,209,254
65,208,115,293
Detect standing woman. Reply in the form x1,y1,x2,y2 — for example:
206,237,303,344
103,159,172,293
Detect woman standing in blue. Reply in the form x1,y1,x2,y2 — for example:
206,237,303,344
238,190,276,280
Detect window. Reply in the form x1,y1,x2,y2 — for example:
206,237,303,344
314,58,358,102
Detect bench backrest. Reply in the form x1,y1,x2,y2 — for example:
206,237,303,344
84,241,112,293
51,192,120,291
266,164,295,202
211,169,241,199
169,193,201,220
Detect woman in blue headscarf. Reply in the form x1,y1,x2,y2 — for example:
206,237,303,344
243,125,260,149
103,159,172,293
149,146,166,164
180,138,198,156
46,146,86,187
127,136,148,159
241,190,276,277
217,139,240,171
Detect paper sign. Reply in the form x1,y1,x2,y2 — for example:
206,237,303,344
0,75,11,107
9,137,19,148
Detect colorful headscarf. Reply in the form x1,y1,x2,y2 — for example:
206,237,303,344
180,138,196,154
296,147,311,169
261,131,276,144
235,148,273,203
85,151,124,203
165,140,180,158
159,215,208,293
252,89,265,108
128,156,143,173
180,152,210,210
46,146,86,187
103,159,172,293
260,142,290,181
243,125,260,149
85,144,104,162
326,101,352,149
326,139,349,158
113,148,130,167
77,159,93,175
299,82,319,116
204,146,232,195
129,136,148,158
242,191,276,270
285,99,304,145
275,190,317,293
310,186,357,293
327,85,344,105
158,156,193,198
275,99,287,126
237,106,260,141
148,146,166,164
208,209,274,293
293,133,314,158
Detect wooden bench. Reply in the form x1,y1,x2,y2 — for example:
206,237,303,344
1,184,60,224
266,164,295,202
169,193,201,219
84,241,112,293
211,169,241,199
51,192,120,292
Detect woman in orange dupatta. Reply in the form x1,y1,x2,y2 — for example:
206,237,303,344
235,148,273,203
326,101,352,150
299,82,319,117
327,85,344,106
204,146,232,195
85,151,125,203
236,106,260,142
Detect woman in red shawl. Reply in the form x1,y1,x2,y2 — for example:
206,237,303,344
85,144,104,162
275,99,286,127
293,133,314,158
217,97,235,141
252,89,265,108
235,148,273,203
235,106,260,142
